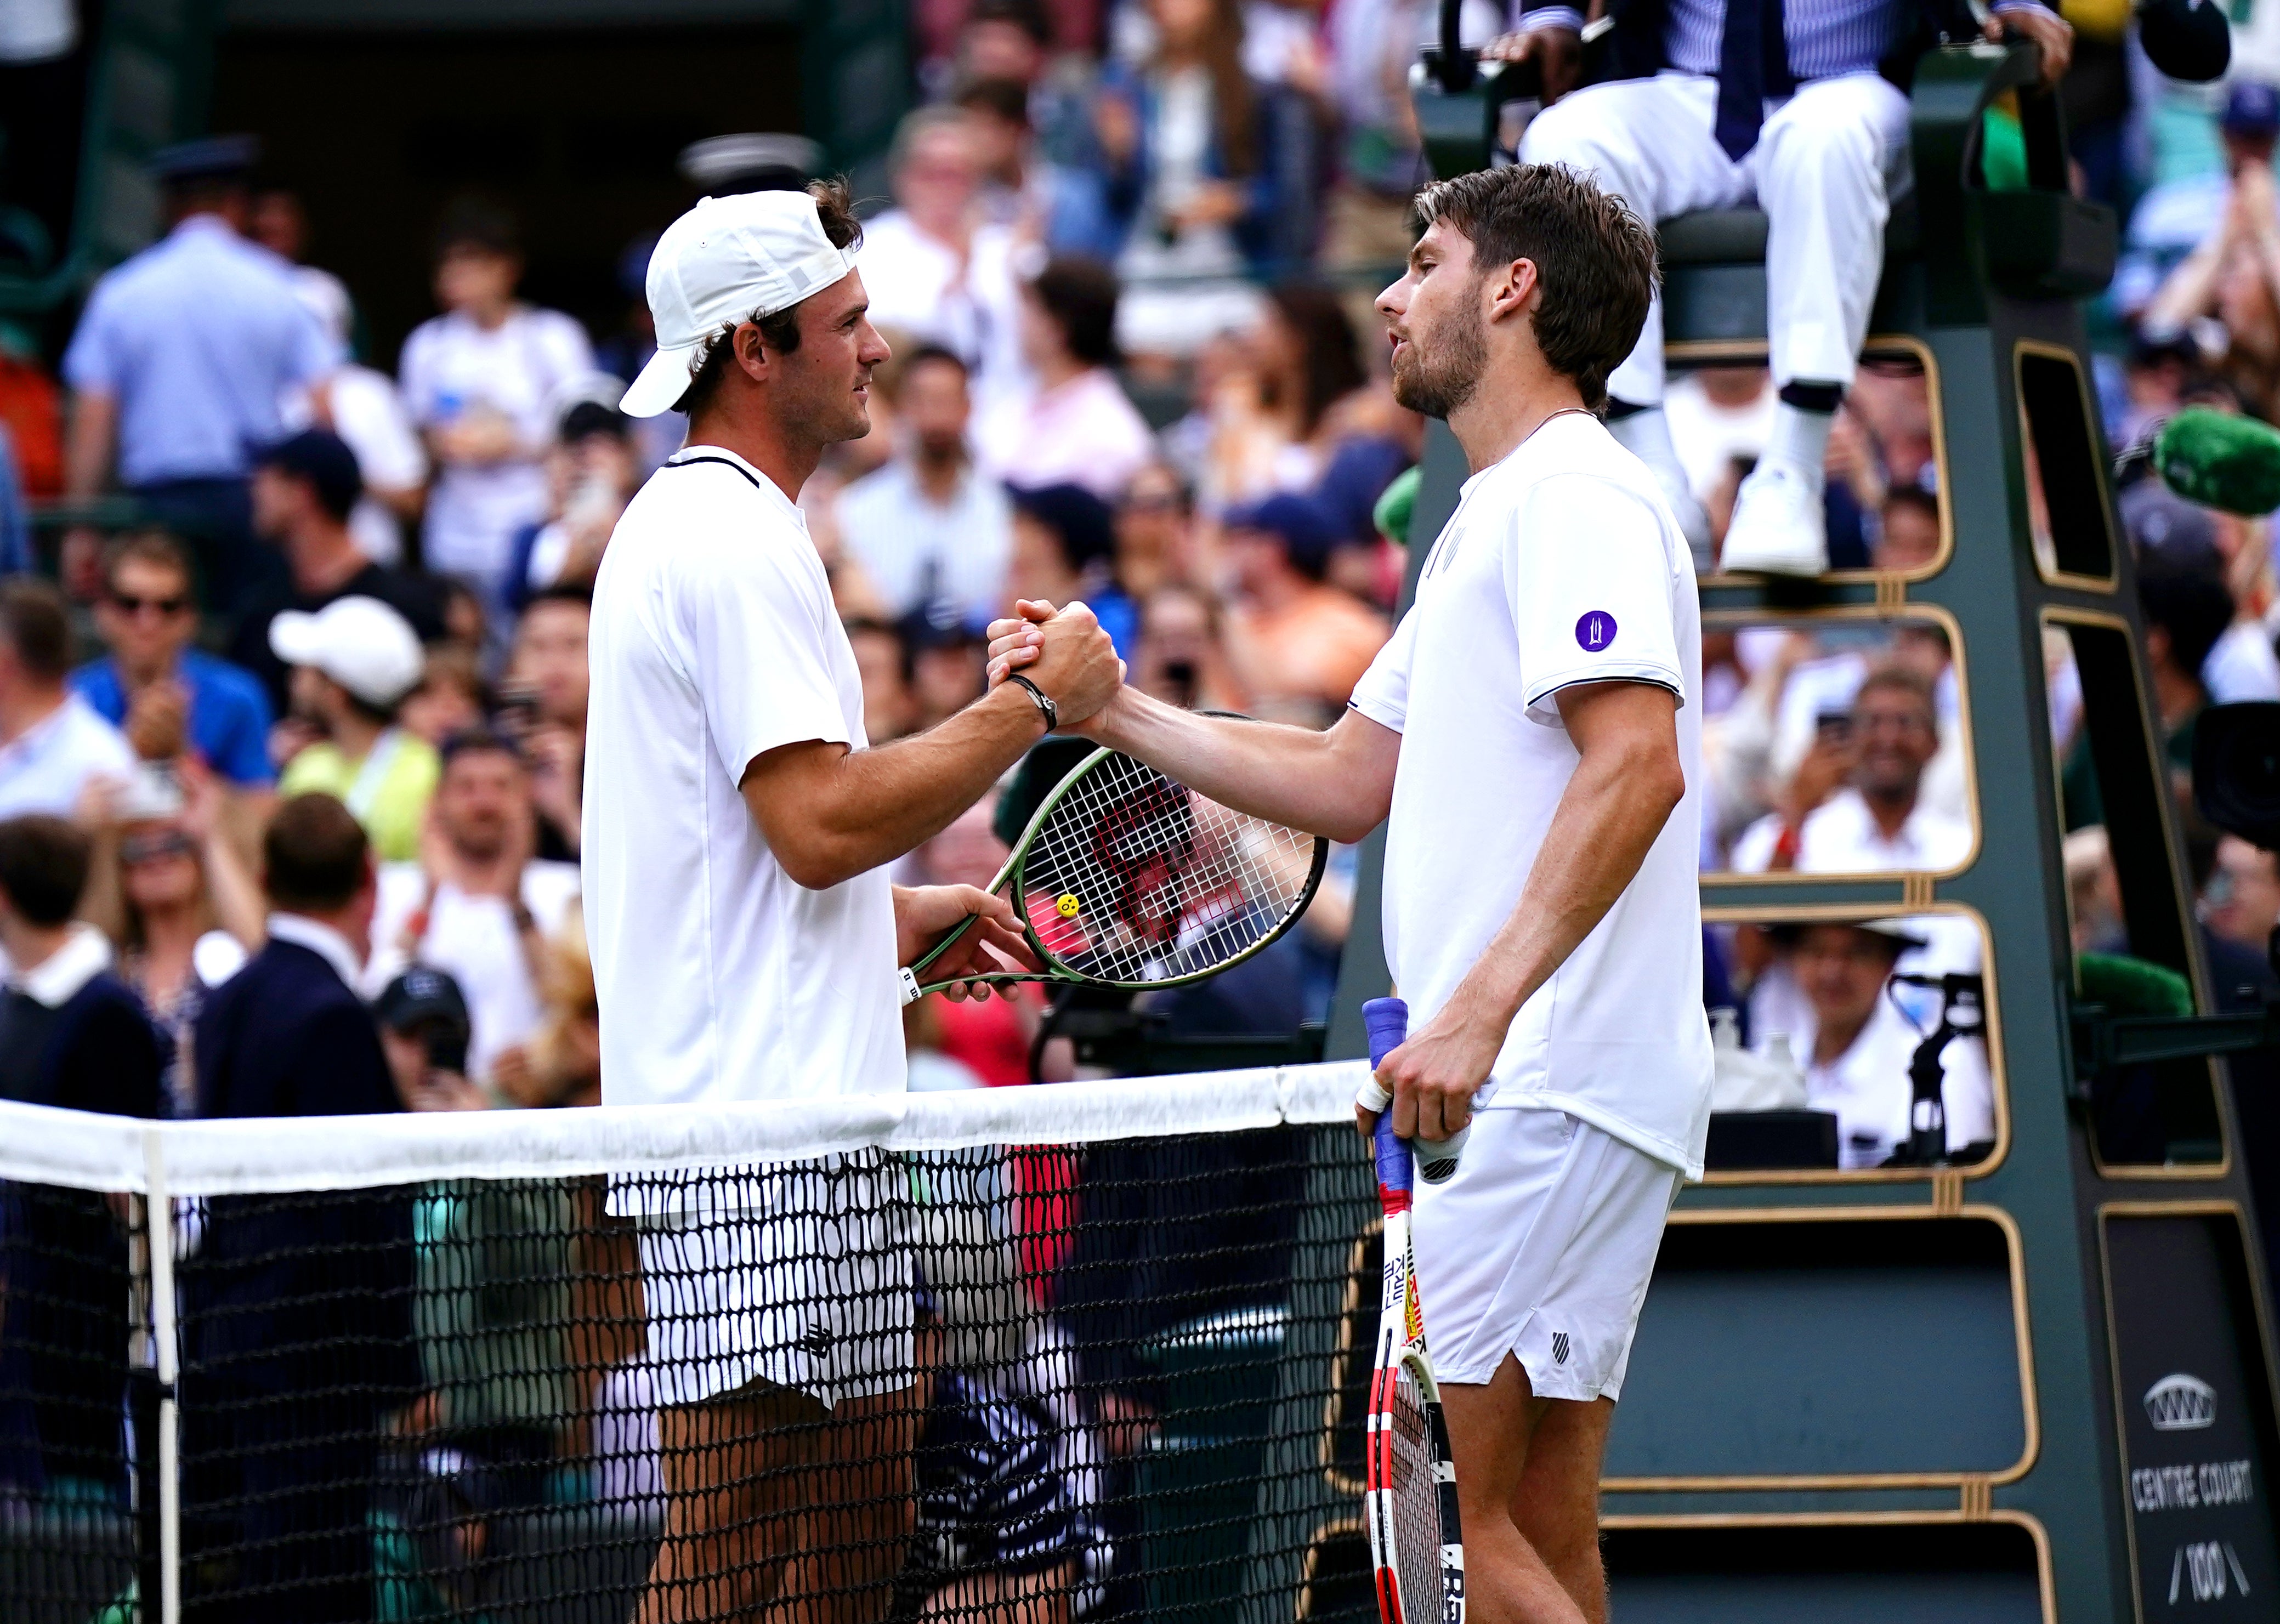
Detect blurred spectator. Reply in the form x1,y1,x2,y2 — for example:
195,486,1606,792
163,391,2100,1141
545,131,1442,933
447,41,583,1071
1008,482,1140,654
501,588,591,860
272,595,439,862
1100,0,1285,354
275,262,428,570
2204,833,2280,955
1874,487,1942,571
836,345,1014,626
1204,283,1371,504
234,429,449,713
957,73,1052,231
1663,366,1773,503
504,385,638,614
1731,665,1969,873
848,618,922,744
1785,921,1995,1168
187,792,419,1624
978,255,1158,496
911,621,992,730
1134,580,1245,710
58,138,338,610
1219,493,1388,715
401,645,490,749
862,107,1030,414
2077,554,2236,828
2119,82,2280,326
83,759,262,1116
1114,461,1197,599
0,420,27,577
373,963,485,1112
2143,138,2280,421
493,905,601,1109
73,532,276,791
248,186,355,359
0,813,165,1503
2111,330,2202,450
2066,824,2126,954
0,578,134,820
365,729,580,1089
399,201,595,608
0,319,64,502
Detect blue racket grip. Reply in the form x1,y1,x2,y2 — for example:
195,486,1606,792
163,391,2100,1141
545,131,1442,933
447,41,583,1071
1364,998,1413,1199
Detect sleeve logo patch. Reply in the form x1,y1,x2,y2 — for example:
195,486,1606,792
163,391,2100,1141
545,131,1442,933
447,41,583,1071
1575,611,1617,651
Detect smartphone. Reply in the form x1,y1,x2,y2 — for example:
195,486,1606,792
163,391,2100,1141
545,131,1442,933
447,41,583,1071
116,760,184,822
1814,709,1853,747
497,685,542,734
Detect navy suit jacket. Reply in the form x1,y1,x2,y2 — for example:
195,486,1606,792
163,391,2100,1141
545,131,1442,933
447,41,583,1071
188,937,418,1404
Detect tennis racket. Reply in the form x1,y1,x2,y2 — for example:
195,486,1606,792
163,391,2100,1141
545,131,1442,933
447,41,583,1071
899,743,1328,1002
1363,996,1465,1624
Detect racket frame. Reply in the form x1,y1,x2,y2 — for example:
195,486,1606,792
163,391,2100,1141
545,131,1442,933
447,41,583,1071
1366,1147,1464,1624
904,742,1328,1000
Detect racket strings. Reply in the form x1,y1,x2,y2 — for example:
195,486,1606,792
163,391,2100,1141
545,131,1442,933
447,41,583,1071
1388,1366,1447,1621
1023,752,1318,984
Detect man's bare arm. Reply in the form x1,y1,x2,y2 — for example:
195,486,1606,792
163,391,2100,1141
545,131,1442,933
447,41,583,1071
745,604,1121,890
64,392,116,499
1372,681,1685,1142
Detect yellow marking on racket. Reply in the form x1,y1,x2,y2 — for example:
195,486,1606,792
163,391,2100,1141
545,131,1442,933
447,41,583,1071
1056,893,1082,918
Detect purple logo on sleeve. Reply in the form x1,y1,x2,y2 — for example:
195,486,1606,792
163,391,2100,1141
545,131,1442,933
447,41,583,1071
1576,611,1617,651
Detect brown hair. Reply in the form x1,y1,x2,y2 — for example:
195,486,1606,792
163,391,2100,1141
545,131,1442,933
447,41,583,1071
104,530,196,598
1268,282,1365,438
674,178,865,419
0,578,73,684
1158,0,1256,178
1411,164,1659,412
263,793,371,913
1852,662,1938,722
0,815,91,927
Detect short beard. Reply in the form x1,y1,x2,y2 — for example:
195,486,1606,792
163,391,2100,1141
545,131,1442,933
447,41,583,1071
1391,298,1488,419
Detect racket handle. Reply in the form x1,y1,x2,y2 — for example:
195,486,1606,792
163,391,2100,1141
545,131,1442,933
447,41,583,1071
1363,996,1467,1185
1363,999,1413,1202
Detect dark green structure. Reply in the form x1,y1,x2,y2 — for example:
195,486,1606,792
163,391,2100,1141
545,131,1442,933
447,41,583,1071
1324,37,2280,1619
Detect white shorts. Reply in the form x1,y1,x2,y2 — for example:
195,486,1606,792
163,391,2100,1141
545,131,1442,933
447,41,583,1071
635,1152,915,1411
1411,1109,1682,1402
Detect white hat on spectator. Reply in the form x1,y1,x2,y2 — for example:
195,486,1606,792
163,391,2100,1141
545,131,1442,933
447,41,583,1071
269,595,426,709
621,190,861,418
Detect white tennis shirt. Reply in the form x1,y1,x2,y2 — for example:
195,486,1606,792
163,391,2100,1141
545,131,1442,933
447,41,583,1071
584,446,905,1110
1349,412,1715,1176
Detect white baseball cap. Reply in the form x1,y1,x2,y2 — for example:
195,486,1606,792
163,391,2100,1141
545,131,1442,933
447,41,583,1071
269,595,426,709
621,189,861,418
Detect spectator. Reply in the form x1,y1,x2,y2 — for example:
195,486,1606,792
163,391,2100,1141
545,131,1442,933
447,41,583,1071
271,595,439,862
372,964,486,1112
0,814,166,1501
85,759,262,1116
1099,0,1284,355
73,532,276,792
848,617,922,744
186,791,419,1624
0,577,135,820
1218,493,1389,715
502,587,591,859
400,644,490,749
957,73,1050,230
2143,131,2280,422
247,185,355,361
492,904,602,1109
58,137,338,610
275,258,428,570
1007,482,1141,655
232,429,450,714
1134,580,1246,711
2064,554,2235,831
2204,834,2280,955
1782,920,1995,1168
1874,487,1942,571
366,729,581,1087
1731,665,1970,872
2118,82,2280,325
399,200,595,609
837,346,1015,627
1114,461,1196,600
977,256,1159,497
1252,283,1374,490
861,107,1029,414
910,621,991,731
503,385,638,612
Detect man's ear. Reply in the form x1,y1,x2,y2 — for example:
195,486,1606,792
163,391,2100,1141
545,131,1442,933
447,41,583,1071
733,321,774,383
1484,257,1542,327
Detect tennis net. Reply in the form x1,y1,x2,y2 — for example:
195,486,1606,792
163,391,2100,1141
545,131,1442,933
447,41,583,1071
0,1063,1392,1624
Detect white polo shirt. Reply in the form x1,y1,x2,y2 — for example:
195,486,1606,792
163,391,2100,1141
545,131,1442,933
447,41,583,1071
1349,412,1715,1177
584,446,904,1115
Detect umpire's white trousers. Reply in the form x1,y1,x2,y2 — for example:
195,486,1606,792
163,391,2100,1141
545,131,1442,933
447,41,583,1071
1517,70,1912,403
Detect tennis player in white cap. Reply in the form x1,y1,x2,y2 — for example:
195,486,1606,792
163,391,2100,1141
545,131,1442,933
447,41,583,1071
588,181,1123,1624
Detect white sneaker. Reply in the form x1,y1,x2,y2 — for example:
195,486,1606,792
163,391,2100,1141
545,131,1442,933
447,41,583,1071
1720,459,1829,577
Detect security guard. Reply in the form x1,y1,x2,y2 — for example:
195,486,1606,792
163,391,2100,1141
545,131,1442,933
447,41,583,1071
60,136,339,614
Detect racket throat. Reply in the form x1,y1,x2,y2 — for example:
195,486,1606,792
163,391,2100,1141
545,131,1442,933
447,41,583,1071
898,966,922,1006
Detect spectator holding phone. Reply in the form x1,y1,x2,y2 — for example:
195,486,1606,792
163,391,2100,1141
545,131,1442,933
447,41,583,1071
499,587,589,860
375,964,486,1112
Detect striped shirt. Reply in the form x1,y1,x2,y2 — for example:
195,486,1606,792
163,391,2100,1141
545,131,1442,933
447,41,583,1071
1521,0,2045,85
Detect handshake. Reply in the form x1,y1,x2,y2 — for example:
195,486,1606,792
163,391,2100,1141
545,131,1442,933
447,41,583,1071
987,598,1126,733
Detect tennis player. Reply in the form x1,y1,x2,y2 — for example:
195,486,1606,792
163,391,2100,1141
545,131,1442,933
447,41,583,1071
989,164,1714,1624
587,182,1122,1624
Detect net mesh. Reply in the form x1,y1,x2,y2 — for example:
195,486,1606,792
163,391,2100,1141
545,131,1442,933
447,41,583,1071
0,1067,1393,1624
1020,753,1323,986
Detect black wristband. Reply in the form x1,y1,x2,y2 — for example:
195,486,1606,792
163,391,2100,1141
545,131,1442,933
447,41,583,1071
1008,674,1058,734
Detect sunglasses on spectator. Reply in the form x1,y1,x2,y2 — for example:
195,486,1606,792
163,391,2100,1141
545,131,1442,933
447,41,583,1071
120,830,196,866
109,590,191,617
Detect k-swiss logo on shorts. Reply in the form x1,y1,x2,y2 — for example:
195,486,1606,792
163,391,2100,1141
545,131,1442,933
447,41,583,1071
1551,1331,1571,1366
1575,612,1617,651
797,1322,833,1359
